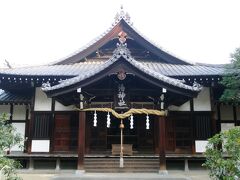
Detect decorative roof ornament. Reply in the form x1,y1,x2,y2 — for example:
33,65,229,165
114,5,132,25
42,81,51,88
113,31,131,58
192,81,203,91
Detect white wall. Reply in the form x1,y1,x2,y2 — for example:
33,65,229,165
220,105,233,121
221,123,235,132
168,101,190,111
11,123,25,151
0,105,10,114
55,101,75,111
13,105,26,120
195,140,208,153
31,140,50,152
34,87,52,111
194,87,211,111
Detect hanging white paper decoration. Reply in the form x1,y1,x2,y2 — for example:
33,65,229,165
130,114,134,129
93,110,97,127
146,114,150,130
107,112,111,128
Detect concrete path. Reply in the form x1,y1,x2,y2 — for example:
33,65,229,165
18,170,210,180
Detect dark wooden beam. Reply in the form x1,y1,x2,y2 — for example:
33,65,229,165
158,116,167,172
77,111,86,171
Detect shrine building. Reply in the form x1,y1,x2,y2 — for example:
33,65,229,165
0,9,236,173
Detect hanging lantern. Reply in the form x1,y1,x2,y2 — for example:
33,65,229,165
93,110,97,127
130,114,134,129
146,114,150,130
107,112,111,128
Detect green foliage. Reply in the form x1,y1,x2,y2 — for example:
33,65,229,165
0,113,23,180
203,127,240,180
220,48,240,103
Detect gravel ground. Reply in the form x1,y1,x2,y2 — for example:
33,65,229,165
18,170,210,180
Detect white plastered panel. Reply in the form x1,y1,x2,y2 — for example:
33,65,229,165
31,140,50,152
168,101,190,111
55,101,75,111
34,87,52,111
195,140,208,153
0,105,10,114
221,123,235,132
194,87,211,111
11,123,25,151
13,105,26,120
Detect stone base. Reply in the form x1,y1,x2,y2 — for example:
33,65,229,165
75,170,85,174
159,170,168,175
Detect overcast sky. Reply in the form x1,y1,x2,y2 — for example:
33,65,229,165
0,0,240,67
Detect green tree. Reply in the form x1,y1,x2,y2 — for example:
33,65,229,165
0,113,23,180
203,127,240,180
220,48,240,103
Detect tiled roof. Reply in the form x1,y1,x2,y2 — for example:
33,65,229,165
0,90,31,104
0,61,225,77
42,42,202,93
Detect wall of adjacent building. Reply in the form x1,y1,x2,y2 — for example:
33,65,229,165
220,104,235,132
31,87,75,152
0,104,27,152
34,87,52,111
193,87,211,111
168,87,211,111
34,87,75,111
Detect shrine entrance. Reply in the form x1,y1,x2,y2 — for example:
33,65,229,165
87,112,155,154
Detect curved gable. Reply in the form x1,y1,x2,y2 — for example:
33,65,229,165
53,11,191,65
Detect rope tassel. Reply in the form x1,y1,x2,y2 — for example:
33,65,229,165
146,114,150,130
107,112,111,128
130,114,134,129
93,110,97,127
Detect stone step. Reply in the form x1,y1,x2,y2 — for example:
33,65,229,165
85,160,159,164
85,165,159,168
85,168,158,173
84,157,160,173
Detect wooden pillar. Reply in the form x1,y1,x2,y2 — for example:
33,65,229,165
77,111,86,171
158,116,167,174
24,104,29,153
50,98,55,153
216,103,221,133
190,99,195,154
27,112,34,154
9,103,13,123
154,117,159,154
233,105,237,126
27,89,36,154
209,87,217,136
